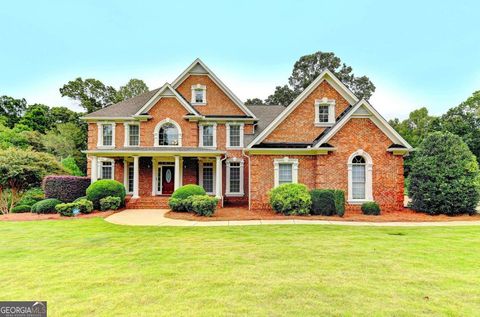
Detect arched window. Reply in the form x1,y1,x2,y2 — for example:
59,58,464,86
154,119,182,146
347,150,373,202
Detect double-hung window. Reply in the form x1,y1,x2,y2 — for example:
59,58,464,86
274,158,298,187
226,160,244,196
100,160,114,179
128,124,140,146
99,123,115,147
314,98,335,126
227,123,243,148
200,162,214,194
200,124,216,147
278,163,293,185
191,84,206,105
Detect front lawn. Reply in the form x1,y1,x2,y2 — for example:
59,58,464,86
1,219,479,316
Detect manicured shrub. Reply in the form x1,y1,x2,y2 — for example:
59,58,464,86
169,185,207,212
409,132,480,215
31,198,62,214
310,189,336,216
16,188,44,207
269,183,311,215
86,180,126,210
75,199,94,214
56,199,94,216
11,205,31,213
189,195,218,217
331,189,345,217
361,202,381,215
43,175,91,202
100,196,121,211
73,196,87,203
171,184,206,200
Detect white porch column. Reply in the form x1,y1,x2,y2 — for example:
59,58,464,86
174,156,181,191
91,156,98,183
215,156,222,199
133,156,140,198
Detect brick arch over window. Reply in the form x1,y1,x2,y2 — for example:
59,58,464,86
347,149,373,203
153,118,182,147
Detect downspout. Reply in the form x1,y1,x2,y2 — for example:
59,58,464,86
221,154,228,207
242,148,251,210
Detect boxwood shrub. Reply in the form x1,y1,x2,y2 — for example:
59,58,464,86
189,195,218,217
99,196,121,211
16,188,44,207
330,190,345,217
43,175,91,202
86,180,126,210
310,189,336,216
11,205,31,213
31,198,62,214
361,201,381,215
269,183,311,215
56,199,93,217
169,185,207,212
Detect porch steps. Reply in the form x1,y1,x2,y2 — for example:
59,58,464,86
125,196,170,209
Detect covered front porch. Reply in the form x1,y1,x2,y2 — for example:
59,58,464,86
87,148,226,207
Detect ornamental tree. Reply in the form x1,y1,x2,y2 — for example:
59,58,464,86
408,131,480,215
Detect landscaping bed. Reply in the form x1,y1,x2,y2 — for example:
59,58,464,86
0,210,117,221
166,207,480,222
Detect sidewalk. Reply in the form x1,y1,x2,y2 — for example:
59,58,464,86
105,209,480,227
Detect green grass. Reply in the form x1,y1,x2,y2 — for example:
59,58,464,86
1,219,480,316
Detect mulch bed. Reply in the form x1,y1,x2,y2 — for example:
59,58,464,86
166,207,480,222
0,210,118,222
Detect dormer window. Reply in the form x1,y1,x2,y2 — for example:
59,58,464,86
314,98,335,126
191,84,206,105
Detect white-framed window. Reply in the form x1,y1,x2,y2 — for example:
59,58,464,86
227,123,244,148
123,159,134,194
153,119,182,147
347,150,373,203
97,122,116,147
199,161,215,194
124,123,140,147
314,98,335,126
98,158,114,180
199,123,216,147
191,84,206,105
273,157,298,187
226,159,244,196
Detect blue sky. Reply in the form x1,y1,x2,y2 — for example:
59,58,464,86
1,0,479,119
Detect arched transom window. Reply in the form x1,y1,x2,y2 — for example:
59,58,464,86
154,119,182,146
347,150,373,202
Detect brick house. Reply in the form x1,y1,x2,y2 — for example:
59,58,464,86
82,58,412,212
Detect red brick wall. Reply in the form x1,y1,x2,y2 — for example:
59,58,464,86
264,80,350,143
249,118,404,212
176,74,246,116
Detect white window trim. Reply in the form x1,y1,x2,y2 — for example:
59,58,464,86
199,123,217,148
314,97,336,127
191,84,207,105
226,123,244,148
153,118,182,147
123,158,134,194
123,122,140,147
347,149,373,204
199,160,216,195
98,157,115,180
273,157,299,187
226,158,244,196
97,122,116,148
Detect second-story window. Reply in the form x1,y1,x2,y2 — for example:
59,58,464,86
191,84,206,104
314,98,336,126
227,123,243,148
98,123,115,147
159,122,179,146
199,124,216,147
128,124,140,146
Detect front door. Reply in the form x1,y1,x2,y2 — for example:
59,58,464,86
161,166,175,195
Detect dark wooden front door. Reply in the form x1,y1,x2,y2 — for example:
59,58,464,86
162,166,175,195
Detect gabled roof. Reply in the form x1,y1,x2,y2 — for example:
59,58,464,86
247,69,359,147
171,58,257,119
313,99,413,150
134,83,200,116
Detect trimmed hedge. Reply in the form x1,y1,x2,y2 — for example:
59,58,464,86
31,198,62,214
16,188,44,207
11,205,31,213
169,185,207,212
100,196,121,211
43,175,91,202
56,199,93,217
361,202,381,215
330,189,345,217
189,195,218,217
269,183,311,215
86,180,126,210
310,190,336,216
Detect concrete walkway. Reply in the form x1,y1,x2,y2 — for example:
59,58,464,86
105,209,480,227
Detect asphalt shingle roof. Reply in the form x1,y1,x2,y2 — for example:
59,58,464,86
244,105,285,145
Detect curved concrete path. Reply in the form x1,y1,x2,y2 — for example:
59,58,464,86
105,209,480,227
